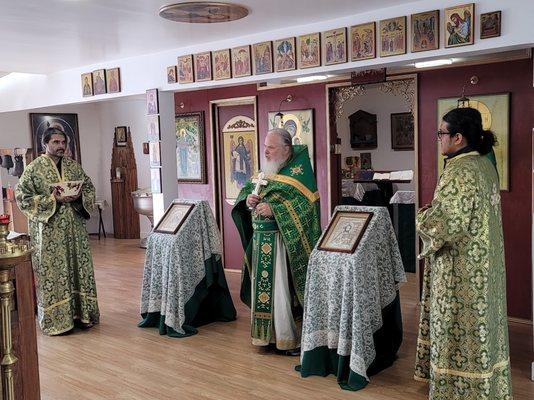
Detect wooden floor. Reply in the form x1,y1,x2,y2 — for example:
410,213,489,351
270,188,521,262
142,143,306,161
37,238,534,399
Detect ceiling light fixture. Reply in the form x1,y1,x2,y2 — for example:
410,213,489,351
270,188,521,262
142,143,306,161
414,59,453,69
296,75,328,83
159,2,249,24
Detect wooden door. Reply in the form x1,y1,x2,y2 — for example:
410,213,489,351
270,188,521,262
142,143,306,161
215,103,258,269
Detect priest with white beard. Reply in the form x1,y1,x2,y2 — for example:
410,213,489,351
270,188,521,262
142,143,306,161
232,128,321,355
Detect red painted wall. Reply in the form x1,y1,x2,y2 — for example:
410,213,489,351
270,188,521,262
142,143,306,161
418,58,533,320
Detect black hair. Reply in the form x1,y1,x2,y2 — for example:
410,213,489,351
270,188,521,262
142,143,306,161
42,127,67,147
442,107,497,155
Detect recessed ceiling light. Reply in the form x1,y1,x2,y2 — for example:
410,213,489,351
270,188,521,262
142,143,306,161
414,59,453,68
159,2,249,23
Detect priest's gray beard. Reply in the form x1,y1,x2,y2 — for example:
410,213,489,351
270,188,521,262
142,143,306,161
262,159,284,176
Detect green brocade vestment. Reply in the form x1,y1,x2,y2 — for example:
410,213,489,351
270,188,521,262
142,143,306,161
232,146,321,345
16,155,100,335
415,151,512,399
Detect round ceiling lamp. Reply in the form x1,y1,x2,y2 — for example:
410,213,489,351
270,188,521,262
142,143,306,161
159,2,249,23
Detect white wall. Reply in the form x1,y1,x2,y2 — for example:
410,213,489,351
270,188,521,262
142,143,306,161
97,96,152,237
0,96,153,237
0,0,532,114
337,82,415,191
0,103,103,232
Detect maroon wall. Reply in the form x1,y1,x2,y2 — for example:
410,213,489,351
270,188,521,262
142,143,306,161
175,82,329,228
175,57,533,318
418,58,533,320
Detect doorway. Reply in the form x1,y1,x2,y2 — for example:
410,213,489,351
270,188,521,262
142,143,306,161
210,96,259,269
326,75,419,279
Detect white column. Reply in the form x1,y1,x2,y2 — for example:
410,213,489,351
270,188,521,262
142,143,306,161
152,90,178,223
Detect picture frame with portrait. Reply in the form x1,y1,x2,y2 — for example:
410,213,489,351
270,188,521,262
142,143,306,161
274,37,297,72
30,113,82,163
444,3,475,48
318,211,373,253
194,52,212,82
106,68,121,93
252,41,273,75
81,73,93,97
149,141,161,167
350,22,375,61
213,49,232,80
147,115,160,141
298,33,321,69
92,69,107,95
146,88,159,115
391,112,414,150
231,45,252,78
154,202,194,234
480,11,501,39
379,16,407,57
177,55,194,84
323,28,347,65
411,10,439,52
115,126,128,147
176,111,206,184
167,65,177,83
150,168,161,194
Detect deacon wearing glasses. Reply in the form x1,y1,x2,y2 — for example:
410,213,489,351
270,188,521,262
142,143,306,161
414,107,512,399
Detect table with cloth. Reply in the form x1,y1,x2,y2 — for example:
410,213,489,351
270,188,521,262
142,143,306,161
389,190,416,273
298,205,407,391
138,200,237,337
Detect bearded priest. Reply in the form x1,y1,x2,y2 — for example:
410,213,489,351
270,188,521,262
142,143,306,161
232,128,321,355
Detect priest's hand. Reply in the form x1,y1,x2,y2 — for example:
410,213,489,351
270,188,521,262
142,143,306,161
256,202,273,218
246,194,261,208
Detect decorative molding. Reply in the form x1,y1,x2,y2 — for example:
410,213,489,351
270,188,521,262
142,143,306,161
351,68,386,85
378,79,415,113
224,117,255,132
335,85,366,119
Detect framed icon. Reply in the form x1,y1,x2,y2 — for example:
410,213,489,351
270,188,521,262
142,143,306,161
154,202,194,234
115,126,128,147
146,88,159,115
411,10,439,52
379,16,407,57
444,3,475,48
480,11,501,39
106,68,121,93
81,73,93,97
318,211,373,253
92,69,107,95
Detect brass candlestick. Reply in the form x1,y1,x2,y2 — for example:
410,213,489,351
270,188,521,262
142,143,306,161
0,216,32,400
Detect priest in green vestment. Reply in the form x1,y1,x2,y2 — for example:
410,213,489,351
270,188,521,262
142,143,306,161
232,128,321,353
16,127,100,335
415,108,512,399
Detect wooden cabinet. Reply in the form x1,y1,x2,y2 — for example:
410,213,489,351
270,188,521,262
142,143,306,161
1,261,41,399
110,128,140,239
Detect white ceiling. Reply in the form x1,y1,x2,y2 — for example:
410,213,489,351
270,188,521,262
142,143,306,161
0,0,424,74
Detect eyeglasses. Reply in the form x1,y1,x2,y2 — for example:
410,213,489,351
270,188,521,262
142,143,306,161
437,130,455,140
